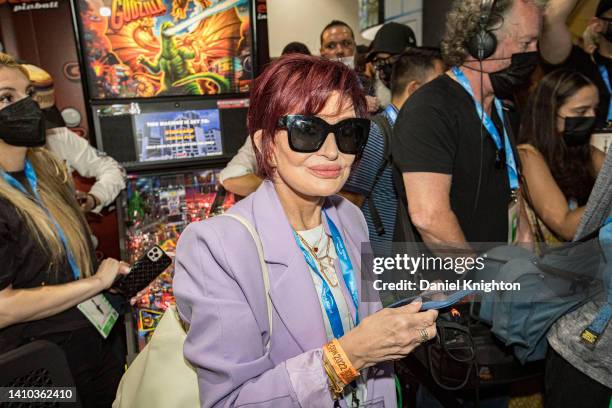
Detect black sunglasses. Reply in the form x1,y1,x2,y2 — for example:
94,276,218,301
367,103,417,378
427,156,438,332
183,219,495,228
277,115,370,155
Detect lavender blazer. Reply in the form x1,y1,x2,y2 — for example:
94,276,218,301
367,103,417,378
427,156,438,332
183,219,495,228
174,180,396,408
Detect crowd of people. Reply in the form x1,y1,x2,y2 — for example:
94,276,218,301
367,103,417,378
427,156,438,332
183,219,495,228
0,0,611,407
210,0,611,407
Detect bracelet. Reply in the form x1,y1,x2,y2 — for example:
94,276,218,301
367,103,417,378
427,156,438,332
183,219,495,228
323,339,359,385
87,193,100,208
322,356,343,400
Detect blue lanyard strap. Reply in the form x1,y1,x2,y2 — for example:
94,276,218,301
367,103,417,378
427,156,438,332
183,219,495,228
598,65,612,122
451,66,520,191
293,210,360,339
2,160,82,280
383,104,399,126
581,217,612,345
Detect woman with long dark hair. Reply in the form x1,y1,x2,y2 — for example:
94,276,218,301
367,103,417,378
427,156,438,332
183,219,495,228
518,68,605,249
518,68,609,407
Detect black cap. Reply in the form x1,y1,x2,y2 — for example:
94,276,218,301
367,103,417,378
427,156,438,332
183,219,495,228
597,0,612,17
366,22,416,61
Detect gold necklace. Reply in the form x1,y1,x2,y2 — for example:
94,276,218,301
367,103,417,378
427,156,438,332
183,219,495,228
296,230,339,287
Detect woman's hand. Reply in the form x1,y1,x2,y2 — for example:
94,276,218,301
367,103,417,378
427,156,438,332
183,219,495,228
338,301,438,370
92,258,130,290
76,191,100,213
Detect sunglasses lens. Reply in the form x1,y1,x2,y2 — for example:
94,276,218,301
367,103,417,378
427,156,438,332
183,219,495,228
337,120,369,154
288,117,326,152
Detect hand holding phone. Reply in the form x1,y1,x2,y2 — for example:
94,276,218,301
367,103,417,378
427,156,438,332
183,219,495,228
112,246,172,298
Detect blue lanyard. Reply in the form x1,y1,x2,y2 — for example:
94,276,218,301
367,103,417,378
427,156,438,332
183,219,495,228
598,65,612,121
293,210,360,339
451,66,520,191
2,160,81,280
582,217,612,344
383,104,398,126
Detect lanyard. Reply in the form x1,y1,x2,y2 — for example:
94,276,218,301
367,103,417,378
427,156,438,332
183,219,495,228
598,65,612,122
451,66,520,191
383,104,398,125
293,210,360,339
2,160,81,280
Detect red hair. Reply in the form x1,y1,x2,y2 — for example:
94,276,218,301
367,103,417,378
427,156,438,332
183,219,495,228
248,54,367,179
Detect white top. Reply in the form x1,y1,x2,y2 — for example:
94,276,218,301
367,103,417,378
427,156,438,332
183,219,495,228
296,224,367,406
46,127,126,213
219,138,257,183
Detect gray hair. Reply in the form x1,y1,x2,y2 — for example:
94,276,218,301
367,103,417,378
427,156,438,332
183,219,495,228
441,0,546,66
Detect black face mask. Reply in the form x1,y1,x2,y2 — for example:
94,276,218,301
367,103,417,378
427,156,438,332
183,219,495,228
374,56,397,89
489,51,539,100
562,116,596,147
377,64,392,88
42,105,66,130
0,97,46,147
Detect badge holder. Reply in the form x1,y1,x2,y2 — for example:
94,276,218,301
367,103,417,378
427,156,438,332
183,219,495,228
77,294,119,338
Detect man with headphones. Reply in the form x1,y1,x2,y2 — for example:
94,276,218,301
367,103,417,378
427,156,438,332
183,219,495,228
390,0,542,248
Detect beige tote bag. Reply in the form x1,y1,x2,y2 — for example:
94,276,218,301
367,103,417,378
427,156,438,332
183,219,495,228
113,214,272,408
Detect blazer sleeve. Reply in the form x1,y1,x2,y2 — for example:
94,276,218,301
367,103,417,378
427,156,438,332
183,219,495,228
173,220,335,408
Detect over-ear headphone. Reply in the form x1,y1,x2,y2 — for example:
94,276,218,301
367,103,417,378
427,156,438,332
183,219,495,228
466,0,497,61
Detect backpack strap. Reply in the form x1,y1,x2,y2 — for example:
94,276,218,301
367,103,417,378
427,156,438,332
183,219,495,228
220,214,273,352
366,113,393,236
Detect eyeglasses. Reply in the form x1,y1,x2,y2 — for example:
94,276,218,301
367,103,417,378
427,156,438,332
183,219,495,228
277,115,370,155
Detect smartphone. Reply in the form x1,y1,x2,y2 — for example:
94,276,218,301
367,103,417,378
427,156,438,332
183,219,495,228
113,246,172,298
388,290,475,311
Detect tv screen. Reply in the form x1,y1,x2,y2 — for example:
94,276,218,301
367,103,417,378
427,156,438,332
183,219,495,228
75,0,253,99
134,109,223,162
93,98,248,170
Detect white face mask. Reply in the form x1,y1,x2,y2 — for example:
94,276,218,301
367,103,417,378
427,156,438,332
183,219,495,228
335,56,355,70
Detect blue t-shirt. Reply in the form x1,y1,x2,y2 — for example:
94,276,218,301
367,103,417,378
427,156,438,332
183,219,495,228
344,105,398,245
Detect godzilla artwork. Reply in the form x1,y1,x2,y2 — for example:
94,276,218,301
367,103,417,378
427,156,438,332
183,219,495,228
78,0,252,99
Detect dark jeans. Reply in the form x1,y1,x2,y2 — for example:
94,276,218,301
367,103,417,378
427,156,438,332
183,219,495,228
545,348,611,408
38,325,124,408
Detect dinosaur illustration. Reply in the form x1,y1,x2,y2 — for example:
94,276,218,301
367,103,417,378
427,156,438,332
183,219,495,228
137,21,229,95
83,0,246,97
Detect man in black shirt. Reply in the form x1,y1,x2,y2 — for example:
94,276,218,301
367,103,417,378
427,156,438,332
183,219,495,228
541,0,612,127
391,0,543,245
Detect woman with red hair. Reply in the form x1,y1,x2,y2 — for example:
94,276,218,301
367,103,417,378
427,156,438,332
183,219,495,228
174,54,437,407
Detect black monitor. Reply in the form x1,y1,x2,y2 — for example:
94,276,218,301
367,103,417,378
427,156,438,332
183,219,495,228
92,97,248,171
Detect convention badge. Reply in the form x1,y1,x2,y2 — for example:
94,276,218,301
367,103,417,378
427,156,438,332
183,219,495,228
507,191,519,244
77,294,118,338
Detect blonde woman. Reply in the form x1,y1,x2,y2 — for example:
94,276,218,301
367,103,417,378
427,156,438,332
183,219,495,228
0,53,129,407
